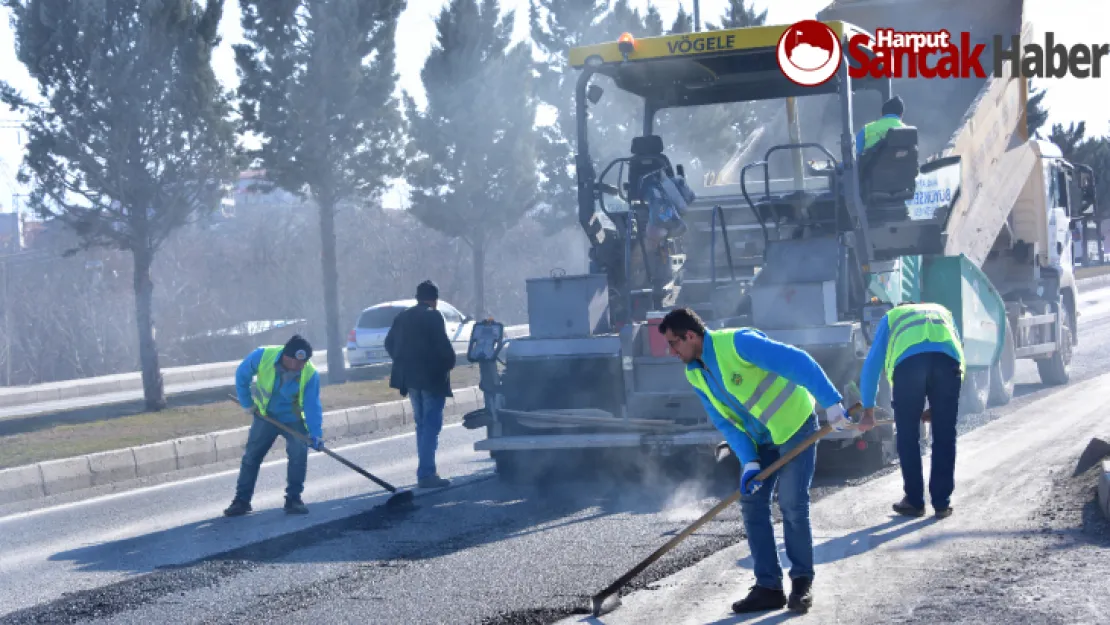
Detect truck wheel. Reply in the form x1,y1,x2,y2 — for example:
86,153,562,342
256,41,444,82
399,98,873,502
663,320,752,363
988,318,1016,406
1037,302,1072,385
959,367,990,416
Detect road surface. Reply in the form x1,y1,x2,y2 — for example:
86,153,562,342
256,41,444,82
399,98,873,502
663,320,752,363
552,366,1110,624
1,292,1109,624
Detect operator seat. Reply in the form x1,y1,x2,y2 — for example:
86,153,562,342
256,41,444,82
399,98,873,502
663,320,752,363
627,135,674,203
859,126,919,221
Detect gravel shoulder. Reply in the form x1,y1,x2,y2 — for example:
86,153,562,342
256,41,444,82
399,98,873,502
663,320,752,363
903,463,1110,625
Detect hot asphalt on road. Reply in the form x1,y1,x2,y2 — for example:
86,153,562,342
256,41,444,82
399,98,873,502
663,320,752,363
2,288,1110,624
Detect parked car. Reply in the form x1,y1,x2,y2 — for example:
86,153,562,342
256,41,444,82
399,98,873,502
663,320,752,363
345,299,474,367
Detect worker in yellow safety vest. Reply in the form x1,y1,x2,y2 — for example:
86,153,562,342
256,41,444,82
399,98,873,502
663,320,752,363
224,334,325,517
855,95,905,158
658,307,852,616
858,302,965,520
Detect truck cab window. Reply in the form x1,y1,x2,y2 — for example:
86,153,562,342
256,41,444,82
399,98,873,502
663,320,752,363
1057,168,1071,216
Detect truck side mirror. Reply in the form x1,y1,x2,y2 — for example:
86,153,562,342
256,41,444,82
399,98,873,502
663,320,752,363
1077,166,1098,212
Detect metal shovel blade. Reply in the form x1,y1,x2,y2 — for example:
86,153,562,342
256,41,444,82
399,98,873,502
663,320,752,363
1074,438,1110,476
590,594,622,618
385,490,416,509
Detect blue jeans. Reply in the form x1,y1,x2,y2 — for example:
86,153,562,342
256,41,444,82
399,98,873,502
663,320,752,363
234,415,309,502
409,390,446,480
740,413,818,590
892,351,962,509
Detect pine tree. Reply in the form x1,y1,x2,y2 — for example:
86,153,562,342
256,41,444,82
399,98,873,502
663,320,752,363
670,3,692,33
530,0,662,233
1049,121,1087,156
0,0,239,410
235,0,406,384
656,1,770,185
708,0,768,29
1026,81,1049,138
405,0,538,317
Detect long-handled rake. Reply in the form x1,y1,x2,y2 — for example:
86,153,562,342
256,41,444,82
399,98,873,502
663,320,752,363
230,395,416,509
588,406,891,617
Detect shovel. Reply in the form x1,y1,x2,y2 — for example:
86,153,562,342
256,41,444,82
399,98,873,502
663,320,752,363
588,405,891,618
231,396,416,510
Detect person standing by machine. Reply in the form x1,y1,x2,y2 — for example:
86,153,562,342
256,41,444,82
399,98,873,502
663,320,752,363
385,280,456,489
658,307,852,615
857,302,964,519
856,95,906,158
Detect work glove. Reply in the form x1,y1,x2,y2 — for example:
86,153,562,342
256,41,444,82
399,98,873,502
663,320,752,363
309,435,325,451
242,406,256,419
825,403,851,431
740,462,763,496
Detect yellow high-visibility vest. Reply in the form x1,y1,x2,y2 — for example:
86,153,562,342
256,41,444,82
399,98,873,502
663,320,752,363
686,330,815,444
883,304,966,382
253,345,317,428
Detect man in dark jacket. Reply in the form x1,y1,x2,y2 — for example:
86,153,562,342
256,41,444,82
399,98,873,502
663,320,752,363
385,280,457,488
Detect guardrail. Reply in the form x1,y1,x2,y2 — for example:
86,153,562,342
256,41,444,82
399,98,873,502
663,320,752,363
0,325,528,417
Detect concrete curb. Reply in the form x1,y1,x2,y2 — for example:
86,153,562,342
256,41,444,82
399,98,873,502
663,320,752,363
1099,460,1110,521
0,386,485,507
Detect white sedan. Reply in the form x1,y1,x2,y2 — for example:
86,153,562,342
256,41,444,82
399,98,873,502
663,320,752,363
345,299,474,367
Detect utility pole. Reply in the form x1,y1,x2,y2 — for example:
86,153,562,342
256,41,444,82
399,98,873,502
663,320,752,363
693,0,701,32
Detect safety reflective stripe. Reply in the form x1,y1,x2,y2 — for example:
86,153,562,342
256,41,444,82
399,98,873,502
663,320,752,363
743,374,798,426
883,304,966,382
743,374,777,415
889,312,948,345
687,329,815,446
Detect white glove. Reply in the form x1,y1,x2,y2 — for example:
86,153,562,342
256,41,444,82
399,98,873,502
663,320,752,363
825,403,850,431
242,406,256,418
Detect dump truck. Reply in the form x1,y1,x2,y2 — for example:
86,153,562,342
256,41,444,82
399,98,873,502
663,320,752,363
471,0,1102,480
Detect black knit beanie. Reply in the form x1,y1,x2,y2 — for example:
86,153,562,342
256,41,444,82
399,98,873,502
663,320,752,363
283,334,313,361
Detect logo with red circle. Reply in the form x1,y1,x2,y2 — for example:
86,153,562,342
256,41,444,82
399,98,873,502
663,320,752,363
776,20,843,87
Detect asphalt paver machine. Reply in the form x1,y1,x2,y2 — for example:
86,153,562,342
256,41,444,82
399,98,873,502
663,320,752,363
471,5,1097,480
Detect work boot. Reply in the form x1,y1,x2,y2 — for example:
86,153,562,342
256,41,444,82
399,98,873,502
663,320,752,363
787,577,813,613
934,505,954,519
892,497,926,517
223,499,252,517
284,496,309,514
731,585,787,613
418,475,451,489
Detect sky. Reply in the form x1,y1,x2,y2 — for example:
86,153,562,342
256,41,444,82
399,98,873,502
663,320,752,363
0,0,1106,211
